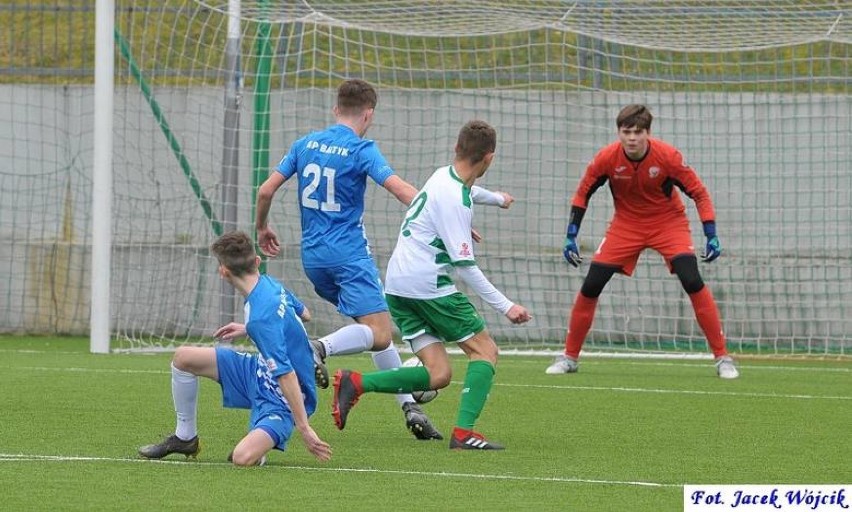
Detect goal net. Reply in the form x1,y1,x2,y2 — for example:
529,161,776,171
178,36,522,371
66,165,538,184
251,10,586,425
1,1,849,355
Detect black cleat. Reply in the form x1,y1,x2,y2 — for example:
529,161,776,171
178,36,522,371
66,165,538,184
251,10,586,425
403,402,443,440
449,429,504,450
138,434,200,459
331,369,363,430
310,339,329,389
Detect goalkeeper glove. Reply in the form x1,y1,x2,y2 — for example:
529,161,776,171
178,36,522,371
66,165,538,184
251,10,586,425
563,224,582,267
701,221,722,263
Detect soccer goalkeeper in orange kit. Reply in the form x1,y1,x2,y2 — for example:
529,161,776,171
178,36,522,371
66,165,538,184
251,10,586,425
546,104,738,379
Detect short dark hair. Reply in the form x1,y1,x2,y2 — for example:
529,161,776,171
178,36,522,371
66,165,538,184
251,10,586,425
455,120,497,163
616,104,653,131
210,231,257,277
337,79,378,115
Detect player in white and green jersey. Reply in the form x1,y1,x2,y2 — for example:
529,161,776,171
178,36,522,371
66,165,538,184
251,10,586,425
385,164,478,299
331,120,532,450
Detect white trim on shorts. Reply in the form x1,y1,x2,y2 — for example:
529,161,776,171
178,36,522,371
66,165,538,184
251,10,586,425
407,333,443,354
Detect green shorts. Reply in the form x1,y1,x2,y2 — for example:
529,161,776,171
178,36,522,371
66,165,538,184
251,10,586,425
386,292,486,344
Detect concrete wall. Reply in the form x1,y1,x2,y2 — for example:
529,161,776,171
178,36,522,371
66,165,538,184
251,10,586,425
1,85,849,350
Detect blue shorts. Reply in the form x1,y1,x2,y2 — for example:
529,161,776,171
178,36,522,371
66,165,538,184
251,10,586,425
304,258,388,318
215,347,294,451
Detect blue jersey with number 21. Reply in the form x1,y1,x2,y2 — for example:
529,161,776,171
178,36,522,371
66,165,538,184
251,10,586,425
276,124,395,268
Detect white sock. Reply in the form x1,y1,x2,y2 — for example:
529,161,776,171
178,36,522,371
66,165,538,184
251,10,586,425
171,363,198,441
321,324,374,356
371,344,415,406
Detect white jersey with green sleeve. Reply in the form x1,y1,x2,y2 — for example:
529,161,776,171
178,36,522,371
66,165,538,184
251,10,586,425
385,165,476,299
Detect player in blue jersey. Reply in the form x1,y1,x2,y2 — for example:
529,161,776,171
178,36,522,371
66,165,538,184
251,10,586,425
138,231,331,465
255,79,512,441
213,284,312,341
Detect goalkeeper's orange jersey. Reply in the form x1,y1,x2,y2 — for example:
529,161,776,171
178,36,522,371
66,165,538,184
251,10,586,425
572,138,715,225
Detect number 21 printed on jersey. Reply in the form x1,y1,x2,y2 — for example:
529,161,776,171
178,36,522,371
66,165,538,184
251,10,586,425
301,163,341,212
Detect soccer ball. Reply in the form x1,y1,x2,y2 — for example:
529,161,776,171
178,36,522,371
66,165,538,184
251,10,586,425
402,356,438,404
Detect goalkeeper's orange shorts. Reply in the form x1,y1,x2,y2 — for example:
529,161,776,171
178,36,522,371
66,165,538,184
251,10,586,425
590,216,696,276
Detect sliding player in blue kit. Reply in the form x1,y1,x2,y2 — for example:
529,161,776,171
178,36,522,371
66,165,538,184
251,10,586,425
138,231,331,465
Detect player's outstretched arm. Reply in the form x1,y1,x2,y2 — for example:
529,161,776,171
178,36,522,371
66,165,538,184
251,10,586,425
468,189,513,243
456,265,531,324
471,186,514,209
505,304,532,324
213,322,246,342
496,191,514,209
471,186,512,208
382,174,419,206
276,372,332,461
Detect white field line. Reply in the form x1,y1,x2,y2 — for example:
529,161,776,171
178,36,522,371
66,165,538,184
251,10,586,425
507,358,852,373
1,366,167,375
0,453,678,488
2,365,849,400
490,381,852,401
4,355,851,376
3,347,849,372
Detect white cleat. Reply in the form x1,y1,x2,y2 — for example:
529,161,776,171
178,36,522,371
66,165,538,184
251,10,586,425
715,355,739,379
545,354,579,374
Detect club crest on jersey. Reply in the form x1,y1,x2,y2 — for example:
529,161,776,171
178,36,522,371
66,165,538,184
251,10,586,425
649,166,660,178
265,357,278,372
459,243,471,257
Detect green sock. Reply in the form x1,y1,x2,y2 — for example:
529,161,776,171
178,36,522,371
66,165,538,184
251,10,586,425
455,360,495,430
361,366,431,394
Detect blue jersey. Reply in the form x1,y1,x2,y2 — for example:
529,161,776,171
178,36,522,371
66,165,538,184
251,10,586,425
276,124,395,268
283,287,305,318
243,274,317,415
